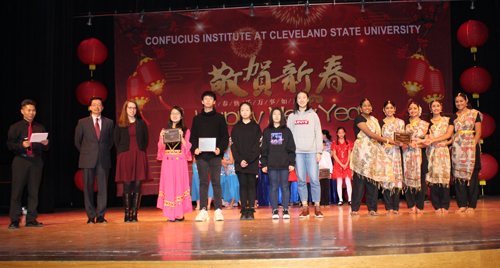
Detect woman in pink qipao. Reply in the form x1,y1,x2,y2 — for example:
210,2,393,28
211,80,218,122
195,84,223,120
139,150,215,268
157,106,193,221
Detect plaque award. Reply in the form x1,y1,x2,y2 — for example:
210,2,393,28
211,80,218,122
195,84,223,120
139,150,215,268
319,168,331,179
199,137,217,152
394,132,412,144
163,128,181,144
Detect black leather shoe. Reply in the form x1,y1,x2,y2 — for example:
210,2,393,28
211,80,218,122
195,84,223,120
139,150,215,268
96,217,107,224
87,218,95,224
247,209,255,220
25,220,43,227
175,217,185,222
8,221,20,229
240,209,248,220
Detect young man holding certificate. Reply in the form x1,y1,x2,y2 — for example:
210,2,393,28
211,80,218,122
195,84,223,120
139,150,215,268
6,99,49,229
190,91,229,222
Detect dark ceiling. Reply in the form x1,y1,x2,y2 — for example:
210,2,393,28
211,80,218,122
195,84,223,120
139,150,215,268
73,0,473,15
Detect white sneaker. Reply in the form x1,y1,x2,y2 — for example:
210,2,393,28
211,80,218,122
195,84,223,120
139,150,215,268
272,209,279,219
195,209,209,222
283,209,291,219
214,208,224,221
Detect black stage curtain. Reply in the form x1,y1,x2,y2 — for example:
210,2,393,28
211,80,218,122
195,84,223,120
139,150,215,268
1,1,499,214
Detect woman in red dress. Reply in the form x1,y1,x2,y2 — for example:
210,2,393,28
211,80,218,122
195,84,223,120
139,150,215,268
114,100,152,222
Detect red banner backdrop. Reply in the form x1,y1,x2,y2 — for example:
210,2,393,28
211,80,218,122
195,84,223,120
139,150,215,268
114,2,452,195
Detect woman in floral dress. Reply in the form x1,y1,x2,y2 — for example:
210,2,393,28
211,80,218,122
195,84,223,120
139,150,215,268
379,101,405,215
350,98,396,216
451,93,482,213
402,102,429,214
425,100,454,213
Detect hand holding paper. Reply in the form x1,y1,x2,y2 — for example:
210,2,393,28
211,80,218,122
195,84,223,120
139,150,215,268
30,133,48,143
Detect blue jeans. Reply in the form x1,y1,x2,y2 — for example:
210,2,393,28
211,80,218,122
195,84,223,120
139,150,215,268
295,153,320,203
268,169,290,210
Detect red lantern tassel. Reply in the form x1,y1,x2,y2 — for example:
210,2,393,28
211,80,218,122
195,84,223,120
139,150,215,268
159,96,171,109
140,111,150,125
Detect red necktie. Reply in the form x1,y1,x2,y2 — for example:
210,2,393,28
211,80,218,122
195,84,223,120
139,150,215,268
95,118,100,140
27,122,33,156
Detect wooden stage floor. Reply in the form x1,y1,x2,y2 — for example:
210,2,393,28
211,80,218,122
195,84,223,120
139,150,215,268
1,197,500,267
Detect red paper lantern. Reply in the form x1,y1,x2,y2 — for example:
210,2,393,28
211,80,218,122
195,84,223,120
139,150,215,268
77,38,108,70
478,153,498,181
136,57,166,95
457,20,489,54
481,113,496,139
460,67,492,99
402,54,429,97
423,66,445,104
127,72,150,110
76,80,108,106
74,169,98,192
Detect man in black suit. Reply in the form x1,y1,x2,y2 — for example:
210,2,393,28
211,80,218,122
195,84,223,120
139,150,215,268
7,99,49,229
75,97,114,224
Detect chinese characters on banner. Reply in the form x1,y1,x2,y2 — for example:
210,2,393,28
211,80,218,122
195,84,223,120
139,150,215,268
114,3,452,194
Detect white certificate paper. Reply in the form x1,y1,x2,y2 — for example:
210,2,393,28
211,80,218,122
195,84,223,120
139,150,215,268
199,138,216,152
30,133,48,142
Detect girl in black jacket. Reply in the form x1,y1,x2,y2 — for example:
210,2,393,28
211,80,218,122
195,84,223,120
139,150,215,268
261,108,296,219
231,102,262,220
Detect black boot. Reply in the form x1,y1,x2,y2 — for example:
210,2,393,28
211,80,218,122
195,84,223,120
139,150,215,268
131,193,141,222
240,208,247,220
123,194,131,222
248,208,255,220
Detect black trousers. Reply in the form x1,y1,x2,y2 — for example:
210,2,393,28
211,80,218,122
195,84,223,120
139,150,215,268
455,169,480,209
351,172,378,212
237,172,257,208
198,157,222,210
82,159,110,219
430,185,450,210
10,156,43,223
383,188,400,211
320,179,330,206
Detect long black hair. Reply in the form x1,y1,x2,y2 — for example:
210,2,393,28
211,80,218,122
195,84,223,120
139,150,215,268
429,99,443,119
383,100,396,109
268,107,286,128
238,101,255,122
322,129,331,141
407,101,422,117
383,100,396,117
293,90,311,113
167,106,187,137
455,93,473,109
336,127,349,146
359,98,373,115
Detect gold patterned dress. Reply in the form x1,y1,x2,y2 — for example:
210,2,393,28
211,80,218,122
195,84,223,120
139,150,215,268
426,117,451,187
380,118,405,191
350,115,394,189
403,119,429,191
451,109,482,183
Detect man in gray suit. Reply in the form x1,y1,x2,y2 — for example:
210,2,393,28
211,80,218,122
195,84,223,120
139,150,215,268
75,97,114,224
